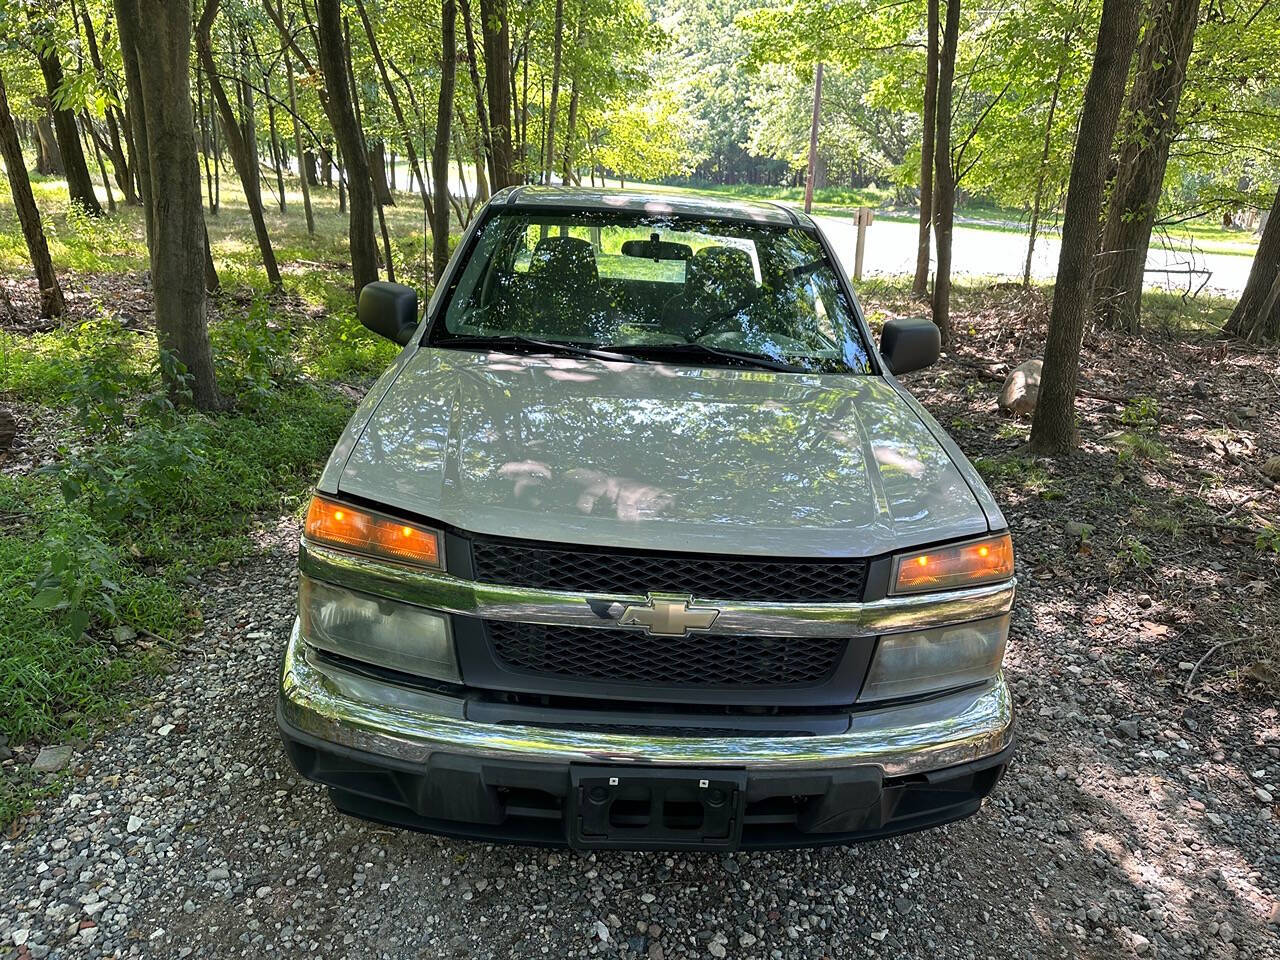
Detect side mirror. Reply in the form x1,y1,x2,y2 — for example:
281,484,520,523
879,317,940,375
358,281,419,346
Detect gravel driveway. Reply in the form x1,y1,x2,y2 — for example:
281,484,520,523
3,512,1277,960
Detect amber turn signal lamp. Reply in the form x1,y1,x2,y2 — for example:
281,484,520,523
892,533,1013,595
304,495,442,569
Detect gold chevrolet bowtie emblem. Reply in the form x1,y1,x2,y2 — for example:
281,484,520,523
617,593,720,636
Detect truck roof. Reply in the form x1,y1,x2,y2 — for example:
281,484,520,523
487,185,810,229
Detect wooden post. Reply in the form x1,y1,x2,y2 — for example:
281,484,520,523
854,207,873,281
803,62,823,215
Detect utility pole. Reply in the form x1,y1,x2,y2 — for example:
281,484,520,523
804,62,823,215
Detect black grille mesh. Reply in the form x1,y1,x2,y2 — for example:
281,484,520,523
488,622,844,687
470,539,868,602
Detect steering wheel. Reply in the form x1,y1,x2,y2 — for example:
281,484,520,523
686,291,762,341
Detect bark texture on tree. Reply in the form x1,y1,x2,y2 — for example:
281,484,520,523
370,141,395,206
543,0,565,184
354,0,433,222
458,0,497,190
320,144,333,187
929,0,960,345
1029,0,1143,455
74,0,137,205
912,0,939,300
1094,0,1200,332
1024,48,1068,286
263,70,287,213
82,115,116,213
114,0,222,410
195,0,281,288
0,67,65,318
1224,186,1280,343
315,0,379,292
479,0,516,188
35,110,62,174
433,0,458,281
285,54,315,235
561,80,580,184
33,35,103,216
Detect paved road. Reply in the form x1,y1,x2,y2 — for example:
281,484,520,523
814,214,1254,297
376,169,1255,296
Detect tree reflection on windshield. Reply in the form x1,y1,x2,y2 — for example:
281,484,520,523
434,211,874,375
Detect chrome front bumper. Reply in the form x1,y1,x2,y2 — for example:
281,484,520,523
278,622,1015,778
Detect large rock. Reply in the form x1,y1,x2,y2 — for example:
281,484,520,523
32,744,72,773
998,359,1043,417
1262,455,1280,480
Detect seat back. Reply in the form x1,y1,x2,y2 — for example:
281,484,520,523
525,236,603,336
660,245,757,338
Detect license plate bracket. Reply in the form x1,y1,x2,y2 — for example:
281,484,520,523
568,766,747,850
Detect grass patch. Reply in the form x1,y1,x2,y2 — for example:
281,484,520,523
0,167,410,823
974,454,1061,499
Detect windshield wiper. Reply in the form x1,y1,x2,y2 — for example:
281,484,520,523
439,334,634,364
605,341,806,373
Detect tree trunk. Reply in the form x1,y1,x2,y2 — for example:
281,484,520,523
320,143,333,186
354,0,435,224
114,0,222,410
74,0,137,204
33,37,103,216
912,0,938,300
929,0,959,345
338,145,346,213
82,114,116,213
315,0,379,292
35,110,62,174
237,33,262,204
543,0,566,184
196,63,217,214
458,0,496,191
0,67,65,318
479,0,516,188
1094,0,1200,332
433,0,457,281
1224,185,1280,343
285,53,315,235
1029,0,1143,455
561,79,580,184
195,0,282,288
370,141,395,206
1024,30,1072,286
264,70,287,213
203,223,220,292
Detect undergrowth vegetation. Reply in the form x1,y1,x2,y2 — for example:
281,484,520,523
0,184,399,818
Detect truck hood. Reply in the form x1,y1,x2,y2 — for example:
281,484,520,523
335,348,991,558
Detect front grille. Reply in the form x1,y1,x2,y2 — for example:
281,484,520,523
488,622,844,688
469,538,868,602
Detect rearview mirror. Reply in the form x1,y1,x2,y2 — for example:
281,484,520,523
358,281,419,346
879,317,940,375
620,238,693,262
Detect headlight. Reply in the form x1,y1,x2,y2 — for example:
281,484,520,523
298,575,459,682
891,533,1013,595
859,614,1009,702
304,495,443,569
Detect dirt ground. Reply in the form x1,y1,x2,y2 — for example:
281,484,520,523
2,283,1278,959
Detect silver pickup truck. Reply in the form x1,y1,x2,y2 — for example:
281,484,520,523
278,187,1016,850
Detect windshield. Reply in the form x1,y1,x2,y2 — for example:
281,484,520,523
432,211,874,374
